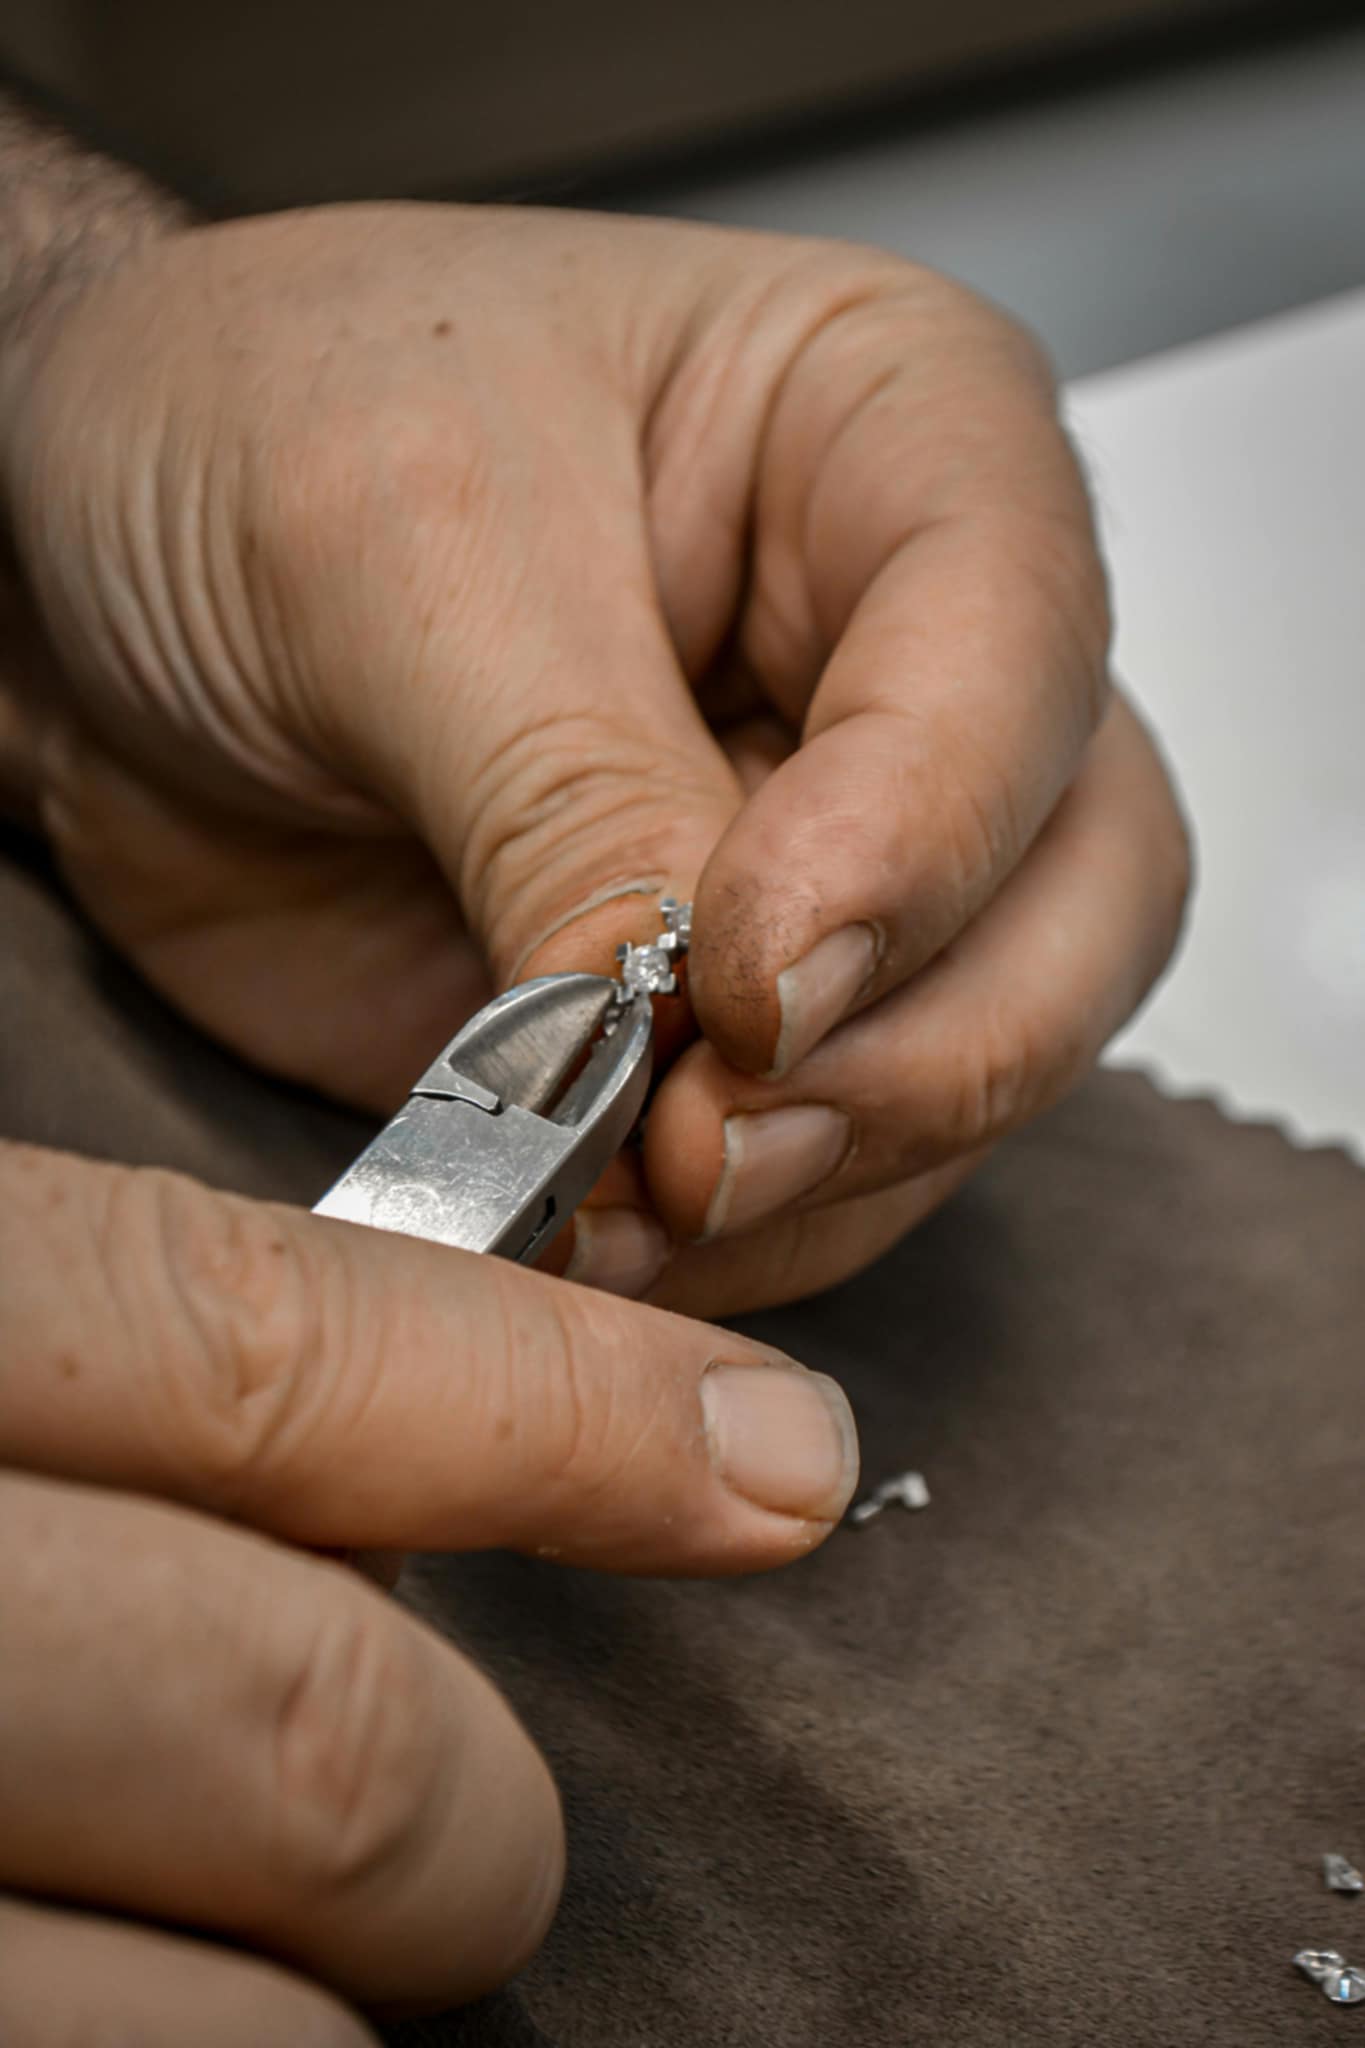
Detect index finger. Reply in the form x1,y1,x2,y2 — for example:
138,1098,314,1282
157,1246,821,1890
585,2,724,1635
690,272,1111,1076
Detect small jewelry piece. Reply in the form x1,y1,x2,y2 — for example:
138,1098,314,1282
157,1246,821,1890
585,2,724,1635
847,1470,931,1527
1325,1855,1365,1895
1294,1949,1365,2004
609,899,693,1021
616,942,679,1001
659,896,692,948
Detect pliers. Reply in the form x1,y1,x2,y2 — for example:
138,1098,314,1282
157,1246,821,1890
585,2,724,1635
312,971,655,1262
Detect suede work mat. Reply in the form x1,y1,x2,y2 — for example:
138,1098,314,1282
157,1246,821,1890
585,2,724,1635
4,832,1364,2047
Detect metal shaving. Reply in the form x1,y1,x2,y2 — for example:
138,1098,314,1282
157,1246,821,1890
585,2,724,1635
1325,1854,1365,1895
1294,1949,1365,2004
848,1470,930,1527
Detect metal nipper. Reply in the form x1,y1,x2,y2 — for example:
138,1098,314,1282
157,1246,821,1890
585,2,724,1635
312,974,654,1261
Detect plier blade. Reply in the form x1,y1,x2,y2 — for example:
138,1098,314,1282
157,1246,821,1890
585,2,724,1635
313,973,653,1261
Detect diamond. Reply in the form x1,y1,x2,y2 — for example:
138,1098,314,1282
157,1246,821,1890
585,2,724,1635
1328,1968,1365,2005
605,898,693,1030
616,942,678,1000
1325,1854,1364,1895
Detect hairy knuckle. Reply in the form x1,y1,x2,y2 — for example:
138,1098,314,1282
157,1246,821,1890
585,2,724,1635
271,1597,443,1905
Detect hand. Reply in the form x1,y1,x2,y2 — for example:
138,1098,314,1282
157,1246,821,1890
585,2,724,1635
0,1138,857,2039
0,204,1189,1315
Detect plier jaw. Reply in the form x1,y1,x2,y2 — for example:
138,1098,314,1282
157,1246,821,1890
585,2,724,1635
313,973,654,1261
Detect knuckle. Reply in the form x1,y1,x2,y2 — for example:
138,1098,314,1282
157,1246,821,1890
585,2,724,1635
911,734,1027,933
972,295,1060,397
964,494,1113,737
514,1278,673,1515
535,1291,632,1495
458,713,717,967
102,1169,342,1505
1023,504,1115,726
271,1594,444,1906
937,1009,1047,1158
864,258,1060,399
807,247,1043,352
925,272,1049,378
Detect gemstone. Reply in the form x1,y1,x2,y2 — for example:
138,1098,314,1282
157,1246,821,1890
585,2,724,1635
617,942,678,999
1327,1968,1365,2005
1325,1853,1365,1895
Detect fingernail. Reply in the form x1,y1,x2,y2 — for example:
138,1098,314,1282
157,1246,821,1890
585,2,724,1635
702,1361,859,1521
771,923,881,1078
702,1104,852,1240
564,1208,672,1298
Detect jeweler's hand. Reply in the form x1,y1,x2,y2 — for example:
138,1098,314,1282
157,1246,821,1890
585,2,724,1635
0,1138,856,2040
0,205,1189,1316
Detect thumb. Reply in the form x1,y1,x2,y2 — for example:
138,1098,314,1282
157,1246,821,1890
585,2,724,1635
1,1142,859,1572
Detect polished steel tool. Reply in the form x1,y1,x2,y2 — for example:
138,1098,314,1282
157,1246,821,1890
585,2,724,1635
313,903,690,1260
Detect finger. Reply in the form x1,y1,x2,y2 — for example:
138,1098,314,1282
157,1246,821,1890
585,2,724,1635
559,1202,676,1302
691,273,1112,1076
0,1471,560,2007
315,393,743,993
0,1147,858,1570
39,716,491,1114
646,1157,979,1321
0,1895,378,2048
648,694,1190,1238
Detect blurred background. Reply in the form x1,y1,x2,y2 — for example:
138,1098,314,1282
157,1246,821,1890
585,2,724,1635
3,0,1364,374
5,0,1365,1150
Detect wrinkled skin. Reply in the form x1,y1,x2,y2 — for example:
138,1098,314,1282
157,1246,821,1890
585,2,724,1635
0,1138,859,2038
1,203,1189,1317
